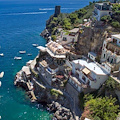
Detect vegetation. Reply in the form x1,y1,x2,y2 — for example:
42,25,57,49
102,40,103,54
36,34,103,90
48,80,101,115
30,67,38,78
83,94,119,120
50,89,63,97
51,35,57,41
46,2,95,35
104,77,120,91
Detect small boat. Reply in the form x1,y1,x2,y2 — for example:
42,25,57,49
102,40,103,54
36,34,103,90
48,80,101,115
0,81,1,87
14,57,22,60
32,44,38,47
0,72,4,78
0,53,4,56
27,53,32,56
19,51,26,54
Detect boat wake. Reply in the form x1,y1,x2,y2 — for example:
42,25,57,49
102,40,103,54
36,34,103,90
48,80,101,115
39,8,78,11
2,12,47,16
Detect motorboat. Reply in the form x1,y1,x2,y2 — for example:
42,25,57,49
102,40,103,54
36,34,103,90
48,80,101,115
32,44,38,47
0,53,4,56
0,72,4,78
27,53,32,56
14,57,22,60
0,81,1,87
19,51,26,54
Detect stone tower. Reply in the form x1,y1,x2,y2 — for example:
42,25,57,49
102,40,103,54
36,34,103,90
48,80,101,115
54,6,61,17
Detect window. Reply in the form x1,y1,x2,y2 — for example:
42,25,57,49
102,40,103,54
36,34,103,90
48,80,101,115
82,76,86,82
104,54,105,58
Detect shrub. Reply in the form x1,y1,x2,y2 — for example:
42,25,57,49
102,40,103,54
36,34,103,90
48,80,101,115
51,35,56,41
111,21,120,28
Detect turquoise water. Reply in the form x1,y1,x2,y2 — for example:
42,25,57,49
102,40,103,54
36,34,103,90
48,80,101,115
0,0,96,119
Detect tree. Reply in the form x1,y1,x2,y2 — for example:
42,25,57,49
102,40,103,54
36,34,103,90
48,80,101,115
105,77,120,91
78,8,87,18
101,15,111,22
111,21,120,28
51,35,56,41
69,13,78,24
63,18,71,29
84,95,119,120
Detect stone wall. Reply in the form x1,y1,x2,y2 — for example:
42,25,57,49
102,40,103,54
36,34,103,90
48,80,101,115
66,82,79,106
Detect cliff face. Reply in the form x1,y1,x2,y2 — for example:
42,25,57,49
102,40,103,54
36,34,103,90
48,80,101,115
75,25,118,56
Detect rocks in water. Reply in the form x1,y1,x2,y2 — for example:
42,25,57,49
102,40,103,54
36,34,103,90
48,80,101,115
48,101,74,120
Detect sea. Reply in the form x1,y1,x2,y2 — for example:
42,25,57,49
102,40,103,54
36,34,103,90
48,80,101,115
0,0,96,119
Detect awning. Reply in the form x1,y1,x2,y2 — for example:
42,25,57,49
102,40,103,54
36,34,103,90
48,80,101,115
82,68,90,75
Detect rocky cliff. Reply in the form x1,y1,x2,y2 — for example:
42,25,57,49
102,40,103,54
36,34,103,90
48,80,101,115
74,25,119,56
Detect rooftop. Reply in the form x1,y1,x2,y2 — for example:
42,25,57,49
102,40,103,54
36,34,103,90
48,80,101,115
112,34,120,39
73,59,108,75
69,28,79,33
39,60,48,67
89,52,97,57
46,41,68,58
49,64,58,70
22,66,31,75
37,46,46,52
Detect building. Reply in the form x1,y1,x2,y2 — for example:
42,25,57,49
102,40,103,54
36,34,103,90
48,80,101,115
109,0,118,3
57,28,79,45
37,41,68,85
68,59,108,93
101,34,120,72
93,2,112,21
54,6,61,17
88,52,97,61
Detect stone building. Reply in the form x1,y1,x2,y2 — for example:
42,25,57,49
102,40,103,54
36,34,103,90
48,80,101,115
54,6,61,17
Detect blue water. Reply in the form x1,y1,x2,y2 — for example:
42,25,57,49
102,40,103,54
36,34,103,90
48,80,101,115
0,0,95,119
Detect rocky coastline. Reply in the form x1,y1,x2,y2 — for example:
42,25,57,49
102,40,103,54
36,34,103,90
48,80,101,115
14,58,76,120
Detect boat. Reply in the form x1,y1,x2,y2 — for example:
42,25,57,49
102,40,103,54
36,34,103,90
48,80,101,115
0,72,4,78
0,53,4,56
32,44,38,47
14,57,22,60
19,51,26,54
0,81,1,87
27,53,32,56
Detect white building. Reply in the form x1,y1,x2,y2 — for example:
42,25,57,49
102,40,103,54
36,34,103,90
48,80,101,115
93,2,112,21
57,28,79,45
101,34,120,72
88,52,97,61
69,59,108,92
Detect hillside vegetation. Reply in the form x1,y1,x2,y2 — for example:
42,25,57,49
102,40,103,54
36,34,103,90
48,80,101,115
46,2,95,35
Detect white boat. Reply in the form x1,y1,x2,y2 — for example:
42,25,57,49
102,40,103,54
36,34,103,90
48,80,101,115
0,81,1,87
0,53,4,56
27,53,32,56
32,44,38,47
14,57,22,60
19,51,26,54
0,72,4,78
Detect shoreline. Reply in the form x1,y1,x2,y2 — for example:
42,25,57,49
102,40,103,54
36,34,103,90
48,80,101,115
14,56,78,120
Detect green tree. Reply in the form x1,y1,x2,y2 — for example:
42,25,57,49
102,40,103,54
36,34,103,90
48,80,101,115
63,18,71,29
111,21,120,28
101,15,111,22
105,77,120,91
85,96,119,120
77,8,87,18
51,35,56,41
69,13,78,24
